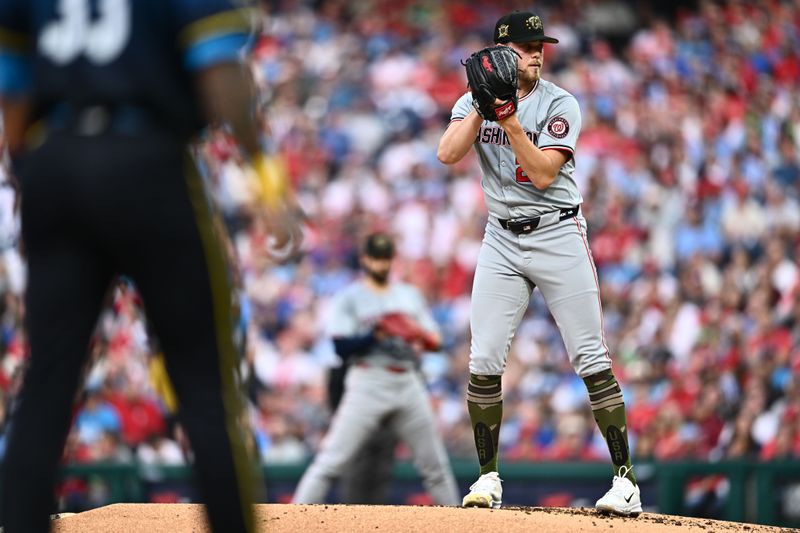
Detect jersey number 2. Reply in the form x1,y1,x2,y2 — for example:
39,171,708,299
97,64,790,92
514,158,530,183
39,0,131,65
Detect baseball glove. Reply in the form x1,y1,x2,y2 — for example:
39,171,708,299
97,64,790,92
374,312,439,351
463,45,520,121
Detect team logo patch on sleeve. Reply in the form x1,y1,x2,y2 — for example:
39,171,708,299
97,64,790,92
547,116,569,138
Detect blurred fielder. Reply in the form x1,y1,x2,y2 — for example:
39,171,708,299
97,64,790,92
292,233,459,505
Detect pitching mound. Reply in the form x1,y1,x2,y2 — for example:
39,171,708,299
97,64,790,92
49,503,795,532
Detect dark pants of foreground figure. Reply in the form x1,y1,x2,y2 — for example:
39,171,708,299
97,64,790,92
1,132,255,533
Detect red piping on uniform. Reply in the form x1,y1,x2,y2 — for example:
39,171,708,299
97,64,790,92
541,146,574,156
573,217,612,361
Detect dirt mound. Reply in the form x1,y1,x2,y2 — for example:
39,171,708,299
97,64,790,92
50,503,793,532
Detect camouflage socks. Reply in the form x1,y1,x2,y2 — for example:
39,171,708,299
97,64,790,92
467,369,636,483
584,369,637,485
467,374,503,475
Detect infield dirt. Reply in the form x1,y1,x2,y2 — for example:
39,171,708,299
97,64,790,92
50,503,796,532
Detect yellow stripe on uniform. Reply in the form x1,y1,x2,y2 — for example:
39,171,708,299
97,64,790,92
0,27,28,50
183,152,257,532
149,353,179,414
251,152,290,209
178,9,253,49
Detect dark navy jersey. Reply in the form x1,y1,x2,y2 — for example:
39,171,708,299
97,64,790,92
0,0,252,138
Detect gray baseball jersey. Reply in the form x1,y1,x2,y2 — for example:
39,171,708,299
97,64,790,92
450,78,583,219
449,78,612,378
326,281,439,370
292,278,459,505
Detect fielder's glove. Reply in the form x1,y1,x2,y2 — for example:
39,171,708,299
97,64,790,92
463,45,520,121
374,312,439,352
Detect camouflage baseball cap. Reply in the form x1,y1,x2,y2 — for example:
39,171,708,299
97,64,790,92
494,11,559,45
364,232,395,259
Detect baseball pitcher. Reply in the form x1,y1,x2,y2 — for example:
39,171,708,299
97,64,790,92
437,11,642,516
292,233,459,505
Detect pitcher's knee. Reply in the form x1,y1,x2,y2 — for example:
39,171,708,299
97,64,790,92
574,357,612,379
468,353,506,376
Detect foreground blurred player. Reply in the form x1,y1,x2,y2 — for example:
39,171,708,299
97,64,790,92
0,1,302,531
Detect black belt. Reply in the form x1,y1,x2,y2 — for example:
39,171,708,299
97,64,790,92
356,362,409,373
498,206,579,234
43,103,162,137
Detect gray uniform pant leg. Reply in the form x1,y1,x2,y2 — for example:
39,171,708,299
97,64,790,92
339,425,396,503
469,226,534,376
292,367,389,503
523,216,613,378
393,373,460,505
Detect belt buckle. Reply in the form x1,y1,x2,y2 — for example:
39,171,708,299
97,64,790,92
77,106,111,136
507,217,538,234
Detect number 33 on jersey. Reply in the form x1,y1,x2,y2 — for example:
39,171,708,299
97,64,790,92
40,0,131,65
0,0,252,139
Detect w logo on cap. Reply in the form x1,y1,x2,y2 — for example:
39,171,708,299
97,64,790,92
493,11,559,45
526,15,542,30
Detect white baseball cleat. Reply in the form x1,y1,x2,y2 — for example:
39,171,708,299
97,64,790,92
595,465,642,517
462,471,502,509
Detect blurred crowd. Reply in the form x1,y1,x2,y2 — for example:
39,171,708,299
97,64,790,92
0,0,799,487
